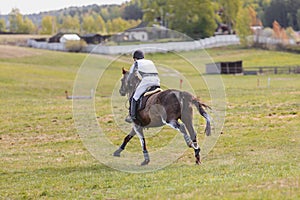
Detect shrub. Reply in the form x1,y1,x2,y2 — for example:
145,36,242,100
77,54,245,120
65,40,87,52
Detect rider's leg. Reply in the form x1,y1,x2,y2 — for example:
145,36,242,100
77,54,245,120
125,96,133,123
130,98,138,120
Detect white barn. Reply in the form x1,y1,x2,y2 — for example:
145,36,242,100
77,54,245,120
59,34,81,43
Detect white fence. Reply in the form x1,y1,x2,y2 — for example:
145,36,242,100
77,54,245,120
27,35,240,54
27,40,66,51
251,35,296,46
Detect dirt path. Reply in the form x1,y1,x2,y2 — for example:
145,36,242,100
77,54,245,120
0,45,43,59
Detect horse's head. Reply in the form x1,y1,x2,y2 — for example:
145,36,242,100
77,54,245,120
119,67,140,97
119,67,129,96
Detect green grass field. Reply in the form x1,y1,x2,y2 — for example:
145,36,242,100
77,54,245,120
0,45,299,199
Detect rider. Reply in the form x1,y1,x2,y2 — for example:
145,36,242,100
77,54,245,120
127,50,160,121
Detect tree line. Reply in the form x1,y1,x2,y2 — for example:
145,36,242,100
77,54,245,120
0,3,142,35
0,0,299,40
140,0,300,39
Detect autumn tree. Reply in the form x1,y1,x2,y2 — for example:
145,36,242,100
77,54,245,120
236,6,252,46
242,0,271,19
141,0,172,27
60,15,80,32
0,19,6,32
264,0,300,30
81,13,109,34
141,0,216,38
21,17,36,33
41,16,56,34
219,0,241,32
9,8,36,33
272,20,288,43
272,20,281,39
106,20,114,34
286,27,296,40
95,15,107,34
82,15,97,33
248,6,262,26
9,8,22,32
171,0,216,38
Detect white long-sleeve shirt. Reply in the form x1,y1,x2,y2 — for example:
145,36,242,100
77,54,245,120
129,59,158,77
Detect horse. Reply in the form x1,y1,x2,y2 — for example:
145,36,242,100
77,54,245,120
113,68,211,165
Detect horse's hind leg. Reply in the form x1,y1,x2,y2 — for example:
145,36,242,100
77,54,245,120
167,120,193,148
182,111,201,164
169,117,201,164
133,124,150,166
113,128,136,157
184,122,201,164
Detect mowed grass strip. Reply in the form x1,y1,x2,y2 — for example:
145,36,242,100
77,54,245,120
0,45,299,199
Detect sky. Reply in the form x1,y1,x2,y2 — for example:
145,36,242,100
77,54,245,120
0,0,127,15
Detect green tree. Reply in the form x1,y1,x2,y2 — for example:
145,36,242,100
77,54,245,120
60,15,80,32
110,17,130,34
219,0,241,32
41,16,56,34
0,18,6,32
236,6,252,46
21,17,36,33
297,9,300,31
264,0,288,28
100,5,122,21
9,8,21,32
9,8,35,33
122,0,143,20
106,20,113,34
141,0,172,27
170,0,216,38
95,15,107,34
141,0,216,38
264,0,300,30
82,15,97,33
285,0,300,30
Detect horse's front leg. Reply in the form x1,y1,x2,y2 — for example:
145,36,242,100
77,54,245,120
113,128,136,157
133,124,150,166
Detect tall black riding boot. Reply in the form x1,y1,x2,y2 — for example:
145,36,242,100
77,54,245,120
130,98,138,120
125,97,133,123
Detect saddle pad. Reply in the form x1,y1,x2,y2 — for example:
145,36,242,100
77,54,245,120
143,88,163,97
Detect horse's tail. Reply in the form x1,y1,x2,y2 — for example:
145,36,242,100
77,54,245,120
181,91,211,136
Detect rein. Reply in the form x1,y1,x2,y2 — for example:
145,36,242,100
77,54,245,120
121,72,140,110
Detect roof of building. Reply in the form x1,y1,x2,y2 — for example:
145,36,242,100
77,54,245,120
59,34,81,43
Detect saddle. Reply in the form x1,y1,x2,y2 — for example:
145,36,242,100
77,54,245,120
137,86,162,111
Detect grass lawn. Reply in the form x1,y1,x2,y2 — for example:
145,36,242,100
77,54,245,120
0,45,299,199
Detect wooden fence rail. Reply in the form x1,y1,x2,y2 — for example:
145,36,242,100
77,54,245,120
244,66,300,75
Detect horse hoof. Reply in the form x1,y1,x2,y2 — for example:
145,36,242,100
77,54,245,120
195,160,201,165
195,157,201,165
113,149,122,157
141,159,150,166
113,152,120,157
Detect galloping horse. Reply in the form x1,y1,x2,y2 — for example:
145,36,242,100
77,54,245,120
113,68,211,165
